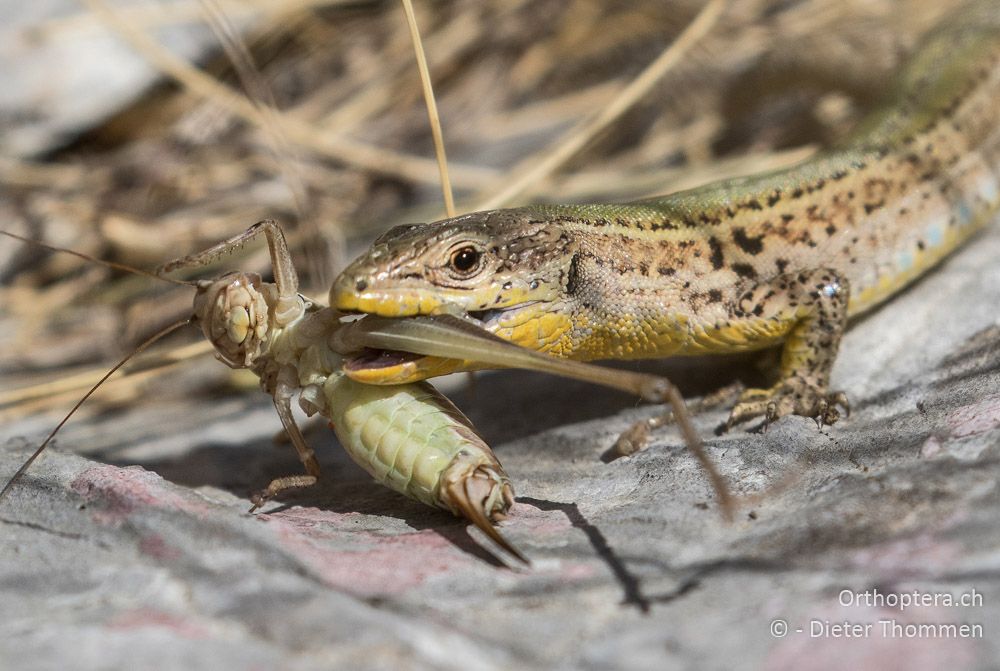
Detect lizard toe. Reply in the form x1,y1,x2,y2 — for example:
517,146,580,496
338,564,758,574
726,379,850,430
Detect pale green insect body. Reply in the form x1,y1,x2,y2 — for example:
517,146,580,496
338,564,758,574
192,260,520,558
326,374,513,517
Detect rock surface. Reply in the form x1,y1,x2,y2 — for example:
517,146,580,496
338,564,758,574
2,224,1000,670
0,0,248,157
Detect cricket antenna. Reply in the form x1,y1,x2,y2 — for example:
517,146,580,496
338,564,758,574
0,230,196,287
0,317,193,503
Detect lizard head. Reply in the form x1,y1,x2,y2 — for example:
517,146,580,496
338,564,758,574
332,209,575,319
331,209,578,383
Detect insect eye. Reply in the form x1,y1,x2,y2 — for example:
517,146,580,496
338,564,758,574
449,246,481,274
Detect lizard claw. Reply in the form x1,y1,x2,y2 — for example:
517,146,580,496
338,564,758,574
814,390,848,426
722,387,774,432
726,379,850,431
832,391,850,419
764,401,778,432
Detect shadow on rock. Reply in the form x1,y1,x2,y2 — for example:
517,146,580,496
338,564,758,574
117,437,514,567
519,495,656,612
451,352,768,445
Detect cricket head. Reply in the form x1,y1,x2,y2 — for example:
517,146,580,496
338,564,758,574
193,272,271,369
332,208,576,321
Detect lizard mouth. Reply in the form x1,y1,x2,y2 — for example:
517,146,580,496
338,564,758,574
342,347,423,372
340,302,542,380
466,307,509,327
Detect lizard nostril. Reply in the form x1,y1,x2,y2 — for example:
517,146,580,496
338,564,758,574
355,279,368,292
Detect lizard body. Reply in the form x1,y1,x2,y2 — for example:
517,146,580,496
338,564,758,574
332,3,1000,426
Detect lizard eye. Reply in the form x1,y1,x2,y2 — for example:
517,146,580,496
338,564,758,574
449,246,482,274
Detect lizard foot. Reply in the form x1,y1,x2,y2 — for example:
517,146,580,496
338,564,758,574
724,377,849,431
606,382,745,461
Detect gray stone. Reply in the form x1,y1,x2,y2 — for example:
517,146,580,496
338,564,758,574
2,224,999,669
0,0,233,157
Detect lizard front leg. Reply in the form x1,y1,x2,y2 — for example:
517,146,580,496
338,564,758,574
724,268,850,430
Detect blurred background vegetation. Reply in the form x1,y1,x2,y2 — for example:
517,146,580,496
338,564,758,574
0,0,954,427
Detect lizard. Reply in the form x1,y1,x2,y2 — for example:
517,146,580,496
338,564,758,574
327,1,1000,430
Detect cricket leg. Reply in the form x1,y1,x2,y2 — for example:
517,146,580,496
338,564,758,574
248,374,323,512
158,219,299,302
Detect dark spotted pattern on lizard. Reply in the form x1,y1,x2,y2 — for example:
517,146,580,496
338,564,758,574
331,2,1000,427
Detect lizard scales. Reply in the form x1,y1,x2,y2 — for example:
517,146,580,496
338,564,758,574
332,3,1000,426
